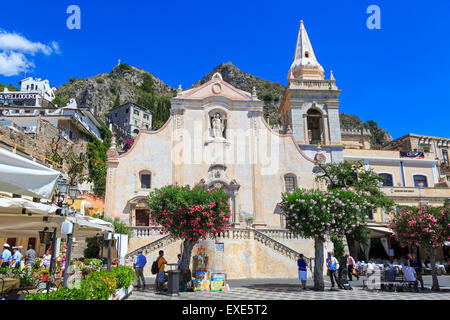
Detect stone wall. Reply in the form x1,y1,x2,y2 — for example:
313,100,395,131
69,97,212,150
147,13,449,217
0,118,88,176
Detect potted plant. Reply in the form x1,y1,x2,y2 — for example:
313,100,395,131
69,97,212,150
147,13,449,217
245,216,255,228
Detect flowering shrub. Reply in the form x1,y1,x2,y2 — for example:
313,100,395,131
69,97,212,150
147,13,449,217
389,205,450,249
280,188,370,242
389,203,449,290
147,185,232,243
123,138,134,152
147,185,231,284
280,188,370,291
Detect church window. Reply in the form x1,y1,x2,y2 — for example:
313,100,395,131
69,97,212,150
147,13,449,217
284,174,297,192
140,171,151,189
413,175,428,187
306,109,324,145
305,51,310,58
379,173,393,187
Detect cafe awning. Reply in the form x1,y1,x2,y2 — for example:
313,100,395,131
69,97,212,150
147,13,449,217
0,148,61,199
367,225,394,238
0,197,113,238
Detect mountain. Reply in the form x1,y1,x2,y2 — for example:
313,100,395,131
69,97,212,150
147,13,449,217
55,63,176,127
192,62,285,126
54,62,392,148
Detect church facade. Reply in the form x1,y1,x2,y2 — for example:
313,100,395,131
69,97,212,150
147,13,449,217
104,21,344,278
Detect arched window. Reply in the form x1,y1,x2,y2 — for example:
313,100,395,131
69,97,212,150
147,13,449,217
306,109,324,145
139,171,151,189
413,175,428,187
284,174,297,192
379,173,393,187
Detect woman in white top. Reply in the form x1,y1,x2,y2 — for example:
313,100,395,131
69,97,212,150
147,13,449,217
41,249,52,269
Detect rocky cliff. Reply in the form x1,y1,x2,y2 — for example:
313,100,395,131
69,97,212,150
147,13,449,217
55,63,175,117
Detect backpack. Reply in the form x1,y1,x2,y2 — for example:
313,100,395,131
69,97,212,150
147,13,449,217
151,257,159,275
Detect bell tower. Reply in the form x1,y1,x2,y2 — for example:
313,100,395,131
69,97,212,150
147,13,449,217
280,20,343,163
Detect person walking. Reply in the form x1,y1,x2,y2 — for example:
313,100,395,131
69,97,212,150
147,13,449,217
59,252,67,279
10,247,22,269
408,253,424,290
326,252,343,289
25,244,36,271
338,254,347,285
346,253,360,281
0,243,12,267
177,254,182,270
297,253,308,290
155,250,167,292
133,250,147,290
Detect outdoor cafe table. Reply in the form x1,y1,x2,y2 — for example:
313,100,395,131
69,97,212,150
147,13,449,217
0,277,20,294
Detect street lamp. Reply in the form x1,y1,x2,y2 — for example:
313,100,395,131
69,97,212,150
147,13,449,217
38,227,54,245
106,231,113,271
68,185,78,200
95,233,105,264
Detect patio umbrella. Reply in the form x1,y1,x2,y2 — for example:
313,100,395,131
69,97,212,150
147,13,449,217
0,148,60,199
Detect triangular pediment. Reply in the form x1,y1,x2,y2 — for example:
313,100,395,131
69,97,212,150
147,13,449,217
179,73,255,101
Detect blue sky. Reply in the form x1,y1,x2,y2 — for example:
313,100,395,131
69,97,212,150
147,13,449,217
1,0,449,139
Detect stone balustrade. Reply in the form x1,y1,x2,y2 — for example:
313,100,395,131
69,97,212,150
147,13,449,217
128,227,308,265
132,226,165,238
258,229,301,240
290,79,338,90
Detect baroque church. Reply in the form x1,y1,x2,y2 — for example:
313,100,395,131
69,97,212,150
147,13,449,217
105,21,341,278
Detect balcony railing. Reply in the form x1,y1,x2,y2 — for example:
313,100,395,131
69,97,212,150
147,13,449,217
289,79,338,90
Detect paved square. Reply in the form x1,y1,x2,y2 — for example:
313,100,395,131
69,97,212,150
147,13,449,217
127,276,450,300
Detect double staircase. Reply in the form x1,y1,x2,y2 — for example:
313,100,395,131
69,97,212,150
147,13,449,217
125,227,310,267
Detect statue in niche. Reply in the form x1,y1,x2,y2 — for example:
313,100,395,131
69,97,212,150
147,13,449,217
211,113,225,139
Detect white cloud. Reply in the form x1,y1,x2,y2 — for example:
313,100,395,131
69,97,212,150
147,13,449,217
0,51,34,77
0,30,60,76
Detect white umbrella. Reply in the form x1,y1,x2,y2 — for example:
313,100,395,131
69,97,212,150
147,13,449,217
0,148,60,199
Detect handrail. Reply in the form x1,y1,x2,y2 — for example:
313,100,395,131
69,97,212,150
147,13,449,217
0,134,68,171
253,229,310,265
124,234,178,263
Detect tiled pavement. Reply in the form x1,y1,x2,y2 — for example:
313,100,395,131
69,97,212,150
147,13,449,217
127,276,450,300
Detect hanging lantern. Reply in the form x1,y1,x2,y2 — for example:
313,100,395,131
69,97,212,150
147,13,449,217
38,227,54,245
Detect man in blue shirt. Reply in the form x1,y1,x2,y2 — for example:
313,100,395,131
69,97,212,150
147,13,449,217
408,253,424,290
11,247,22,268
133,250,147,290
0,243,12,267
297,253,308,290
